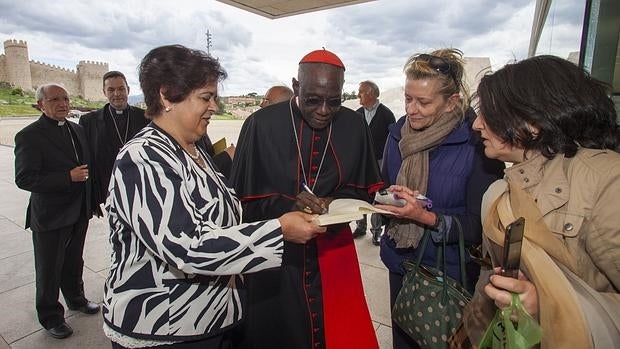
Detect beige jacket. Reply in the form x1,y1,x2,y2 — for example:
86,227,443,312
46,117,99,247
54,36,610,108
503,149,620,293
463,149,620,348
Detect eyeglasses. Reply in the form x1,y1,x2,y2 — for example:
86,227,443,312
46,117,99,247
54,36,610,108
303,96,342,108
45,96,70,103
412,54,459,88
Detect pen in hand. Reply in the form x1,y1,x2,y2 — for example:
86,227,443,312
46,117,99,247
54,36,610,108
302,182,315,196
301,182,328,214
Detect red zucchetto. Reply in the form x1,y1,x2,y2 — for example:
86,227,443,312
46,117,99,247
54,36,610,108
299,48,345,70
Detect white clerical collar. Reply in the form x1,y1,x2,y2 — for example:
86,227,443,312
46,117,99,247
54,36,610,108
58,120,66,126
109,104,127,116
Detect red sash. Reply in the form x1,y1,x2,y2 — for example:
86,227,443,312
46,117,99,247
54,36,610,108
316,226,379,349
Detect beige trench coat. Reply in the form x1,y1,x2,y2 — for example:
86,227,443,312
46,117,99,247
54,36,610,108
464,148,620,348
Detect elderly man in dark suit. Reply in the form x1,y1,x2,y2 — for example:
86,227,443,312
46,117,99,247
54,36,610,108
353,80,396,244
14,83,99,339
80,71,148,216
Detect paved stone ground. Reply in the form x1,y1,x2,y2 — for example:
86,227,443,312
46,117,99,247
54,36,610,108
0,118,392,348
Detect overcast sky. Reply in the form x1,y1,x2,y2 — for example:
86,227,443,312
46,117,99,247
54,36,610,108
0,0,585,97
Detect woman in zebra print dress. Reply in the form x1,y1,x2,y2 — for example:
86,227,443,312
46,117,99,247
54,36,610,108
102,45,326,349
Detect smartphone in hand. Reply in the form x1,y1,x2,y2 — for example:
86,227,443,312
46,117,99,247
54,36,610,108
501,217,525,279
374,189,406,207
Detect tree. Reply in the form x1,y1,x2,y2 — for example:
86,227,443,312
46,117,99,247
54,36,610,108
342,90,358,101
217,98,226,114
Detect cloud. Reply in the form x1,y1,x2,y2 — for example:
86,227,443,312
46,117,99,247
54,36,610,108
328,1,534,61
535,0,585,58
0,0,588,97
320,0,538,93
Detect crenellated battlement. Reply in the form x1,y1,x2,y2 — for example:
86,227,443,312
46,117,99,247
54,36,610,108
3,39,28,48
77,60,107,66
0,38,107,100
31,60,76,74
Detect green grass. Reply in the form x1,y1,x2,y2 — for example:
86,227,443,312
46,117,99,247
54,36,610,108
0,87,237,119
0,104,40,116
0,87,37,116
213,113,237,120
0,87,105,117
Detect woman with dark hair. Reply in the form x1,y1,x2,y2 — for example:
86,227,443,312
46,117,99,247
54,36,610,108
461,55,620,348
102,45,325,349
375,48,504,349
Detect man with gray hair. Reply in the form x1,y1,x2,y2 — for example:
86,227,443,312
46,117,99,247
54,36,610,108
259,85,294,108
352,80,395,245
14,84,99,339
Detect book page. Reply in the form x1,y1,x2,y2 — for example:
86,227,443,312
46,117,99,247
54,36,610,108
313,198,393,226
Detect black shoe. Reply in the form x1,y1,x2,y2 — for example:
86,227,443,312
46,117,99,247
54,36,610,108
352,228,366,238
371,231,381,246
47,322,73,339
68,300,100,315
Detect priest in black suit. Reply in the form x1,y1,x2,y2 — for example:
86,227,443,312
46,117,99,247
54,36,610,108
353,80,396,244
79,71,149,216
14,83,99,339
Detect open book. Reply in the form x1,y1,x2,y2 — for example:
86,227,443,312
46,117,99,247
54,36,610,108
313,198,393,226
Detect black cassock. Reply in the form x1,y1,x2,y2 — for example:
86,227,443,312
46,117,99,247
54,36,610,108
231,100,382,349
79,105,149,215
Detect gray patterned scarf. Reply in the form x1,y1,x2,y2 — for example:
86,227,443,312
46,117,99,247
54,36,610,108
386,110,461,248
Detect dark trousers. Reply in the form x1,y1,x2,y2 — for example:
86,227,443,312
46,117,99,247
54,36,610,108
355,213,384,234
111,331,232,349
32,215,89,329
389,271,421,349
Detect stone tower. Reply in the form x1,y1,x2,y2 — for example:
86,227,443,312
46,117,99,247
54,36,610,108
77,60,108,101
3,40,32,91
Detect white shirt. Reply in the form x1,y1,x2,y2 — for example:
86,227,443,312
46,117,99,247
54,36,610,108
363,100,380,125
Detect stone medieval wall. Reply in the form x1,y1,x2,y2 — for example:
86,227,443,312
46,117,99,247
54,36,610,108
3,40,32,91
0,39,107,100
30,61,80,97
0,55,7,83
77,61,108,101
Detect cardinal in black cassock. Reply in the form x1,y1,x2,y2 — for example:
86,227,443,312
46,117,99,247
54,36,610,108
231,49,382,349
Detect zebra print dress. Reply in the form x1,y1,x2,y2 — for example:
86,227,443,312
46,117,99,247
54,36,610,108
102,125,284,342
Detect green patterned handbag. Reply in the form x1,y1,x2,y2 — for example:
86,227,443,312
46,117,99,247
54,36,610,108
392,218,472,349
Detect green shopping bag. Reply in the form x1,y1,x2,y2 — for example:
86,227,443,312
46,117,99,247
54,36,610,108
478,293,543,349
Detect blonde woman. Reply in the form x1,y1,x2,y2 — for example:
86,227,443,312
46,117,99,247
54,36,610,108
377,49,504,349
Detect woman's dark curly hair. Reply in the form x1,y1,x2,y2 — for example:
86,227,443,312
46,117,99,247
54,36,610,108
476,55,619,159
139,44,227,118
